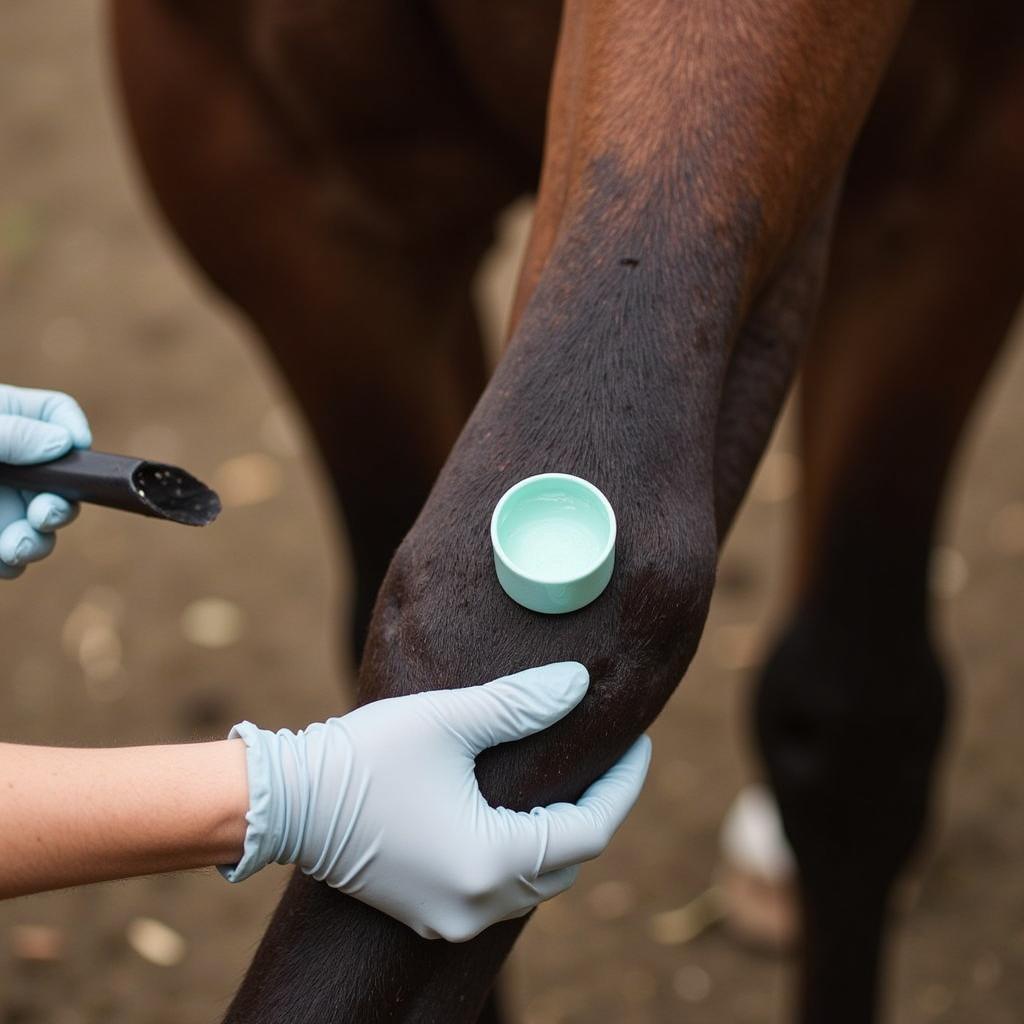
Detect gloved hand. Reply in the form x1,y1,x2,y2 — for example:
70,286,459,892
0,384,92,578
221,662,651,942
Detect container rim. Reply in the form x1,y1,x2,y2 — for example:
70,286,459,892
490,472,617,586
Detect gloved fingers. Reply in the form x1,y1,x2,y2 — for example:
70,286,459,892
0,516,56,568
0,385,92,449
26,492,78,532
0,414,73,465
0,489,45,577
428,662,589,755
536,734,653,872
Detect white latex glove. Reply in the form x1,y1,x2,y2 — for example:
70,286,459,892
221,662,652,941
0,384,92,577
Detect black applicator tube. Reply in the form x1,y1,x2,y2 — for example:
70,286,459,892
0,450,221,526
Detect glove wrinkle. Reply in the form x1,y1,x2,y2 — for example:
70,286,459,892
528,805,551,878
312,732,372,886
274,728,305,866
306,720,355,881
329,830,377,892
218,721,279,882
295,723,326,867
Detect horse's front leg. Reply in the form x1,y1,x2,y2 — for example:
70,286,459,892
225,1,912,1019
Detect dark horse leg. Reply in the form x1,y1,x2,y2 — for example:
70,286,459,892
113,0,916,1020
755,3,1024,1021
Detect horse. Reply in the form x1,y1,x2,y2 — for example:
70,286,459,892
109,0,1024,1020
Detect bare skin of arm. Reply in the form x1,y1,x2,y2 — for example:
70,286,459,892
0,740,248,899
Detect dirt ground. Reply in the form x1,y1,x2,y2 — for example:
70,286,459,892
2,4,1023,1023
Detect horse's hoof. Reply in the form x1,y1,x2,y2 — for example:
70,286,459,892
717,784,799,953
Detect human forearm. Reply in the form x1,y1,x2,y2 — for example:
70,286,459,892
0,739,248,898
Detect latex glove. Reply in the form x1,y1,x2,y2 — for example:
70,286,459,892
0,384,92,578
222,662,652,942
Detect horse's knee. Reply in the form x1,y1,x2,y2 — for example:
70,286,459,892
362,508,717,811
754,608,947,886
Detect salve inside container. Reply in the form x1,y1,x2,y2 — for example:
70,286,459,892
490,473,616,615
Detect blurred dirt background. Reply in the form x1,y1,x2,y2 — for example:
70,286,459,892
2,4,1024,1023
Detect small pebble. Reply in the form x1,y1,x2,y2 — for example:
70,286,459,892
61,588,126,696
11,924,64,961
649,887,725,946
125,917,187,967
586,880,636,921
673,964,712,1003
180,597,245,649
78,623,124,687
214,453,283,508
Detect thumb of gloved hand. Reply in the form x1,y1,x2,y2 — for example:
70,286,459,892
410,660,591,754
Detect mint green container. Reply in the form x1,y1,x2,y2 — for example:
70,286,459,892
490,473,617,614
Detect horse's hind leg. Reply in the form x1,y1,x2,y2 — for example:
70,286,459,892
109,0,527,660
755,5,1024,1020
